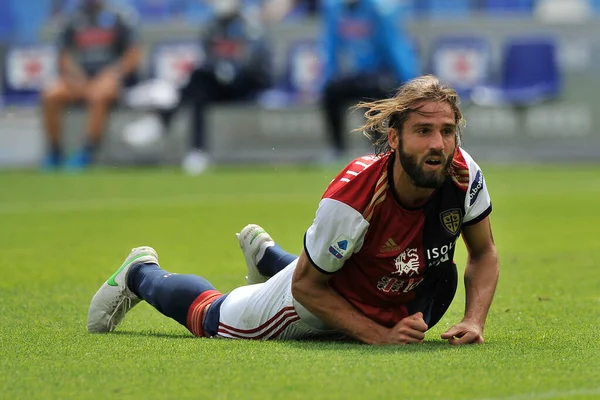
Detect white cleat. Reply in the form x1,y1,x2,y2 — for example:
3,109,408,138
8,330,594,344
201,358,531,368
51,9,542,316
87,246,159,333
236,224,274,285
182,150,210,176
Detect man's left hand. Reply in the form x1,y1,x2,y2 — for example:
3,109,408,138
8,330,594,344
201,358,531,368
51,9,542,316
441,321,484,345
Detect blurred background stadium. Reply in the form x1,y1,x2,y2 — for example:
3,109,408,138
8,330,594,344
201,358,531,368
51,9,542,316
0,0,599,170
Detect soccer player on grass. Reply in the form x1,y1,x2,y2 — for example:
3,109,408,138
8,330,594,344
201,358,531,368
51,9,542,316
87,75,499,345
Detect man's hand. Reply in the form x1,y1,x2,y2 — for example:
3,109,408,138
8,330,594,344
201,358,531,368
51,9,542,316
383,312,428,345
441,321,484,345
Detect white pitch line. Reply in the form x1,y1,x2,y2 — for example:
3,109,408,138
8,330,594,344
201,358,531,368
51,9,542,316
475,387,600,400
0,192,316,215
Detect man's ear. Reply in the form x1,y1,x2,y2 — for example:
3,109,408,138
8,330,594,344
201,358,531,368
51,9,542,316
388,128,399,151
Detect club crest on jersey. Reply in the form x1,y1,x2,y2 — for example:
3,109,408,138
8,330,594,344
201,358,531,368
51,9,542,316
328,236,351,259
392,248,419,277
440,209,462,235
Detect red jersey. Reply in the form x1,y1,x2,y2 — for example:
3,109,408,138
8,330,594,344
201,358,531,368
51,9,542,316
303,148,492,327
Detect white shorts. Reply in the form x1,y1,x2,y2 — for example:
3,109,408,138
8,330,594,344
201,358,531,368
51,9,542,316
216,259,340,340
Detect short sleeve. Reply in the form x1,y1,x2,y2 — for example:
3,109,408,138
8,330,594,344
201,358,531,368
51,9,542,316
304,198,370,274
462,154,492,225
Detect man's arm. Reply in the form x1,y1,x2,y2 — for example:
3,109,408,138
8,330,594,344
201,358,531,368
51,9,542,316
292,250,428,345
108,45,142,77
441,216,499,345
57,21,88,83
103,11,142,78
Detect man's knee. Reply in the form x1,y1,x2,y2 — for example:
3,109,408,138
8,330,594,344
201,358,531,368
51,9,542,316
85,88,117,107
41,83,68,106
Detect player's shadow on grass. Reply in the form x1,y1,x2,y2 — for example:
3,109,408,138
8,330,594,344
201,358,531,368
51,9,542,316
281,339,457,353
107,332,461,350
111,330,196,339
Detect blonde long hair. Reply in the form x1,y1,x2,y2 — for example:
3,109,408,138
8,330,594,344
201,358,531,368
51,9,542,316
352,75,466,155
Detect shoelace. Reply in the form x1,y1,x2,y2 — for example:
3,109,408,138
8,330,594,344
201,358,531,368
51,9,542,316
108,296,131,331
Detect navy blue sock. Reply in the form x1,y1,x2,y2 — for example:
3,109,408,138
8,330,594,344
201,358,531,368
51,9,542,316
127,263,217,327
256,244,297,277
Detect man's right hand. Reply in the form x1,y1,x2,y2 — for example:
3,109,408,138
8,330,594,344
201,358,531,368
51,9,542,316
383,312,428,345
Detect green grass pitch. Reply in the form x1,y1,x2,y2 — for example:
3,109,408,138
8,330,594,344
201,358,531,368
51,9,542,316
1,164,599,400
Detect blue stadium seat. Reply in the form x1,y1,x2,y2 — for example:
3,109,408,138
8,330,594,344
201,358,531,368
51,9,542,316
9,0,52,44
471,37,561,106
423,0,472,18
430,36,492,101
183,0,213,23
130,0,175,21
258,40,325,108
53,0,80,15
590,0,600,13
0,2,14,43
278,2,311,22
483,0,535,14
183,0,264,23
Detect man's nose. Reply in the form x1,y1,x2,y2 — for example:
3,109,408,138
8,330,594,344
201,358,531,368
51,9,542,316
429,131,444,151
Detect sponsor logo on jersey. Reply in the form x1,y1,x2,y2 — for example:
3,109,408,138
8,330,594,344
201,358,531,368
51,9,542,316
469,170,484,206
426,239,457,268
380,237,402,253
392,248,419,277
440,208,462,235
328,236,351,259
377,276,424,293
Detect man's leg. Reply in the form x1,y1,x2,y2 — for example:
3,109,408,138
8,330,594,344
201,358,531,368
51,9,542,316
66,70,120,169
180,68,220,175
40,79,83,169
127,262,223,336
238,224,297,284
87,246,223,337
322,73,397,161
156,68,205,132
257,245,297,277
322,79,347,158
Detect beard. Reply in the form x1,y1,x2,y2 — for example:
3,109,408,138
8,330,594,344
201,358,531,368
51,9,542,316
398,146,453,189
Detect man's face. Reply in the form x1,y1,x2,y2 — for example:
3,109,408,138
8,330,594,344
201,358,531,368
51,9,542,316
390,101,457,189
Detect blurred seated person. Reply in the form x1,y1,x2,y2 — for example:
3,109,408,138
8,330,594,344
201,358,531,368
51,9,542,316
42,0,141,170
321,0,418,162
123,0,273,175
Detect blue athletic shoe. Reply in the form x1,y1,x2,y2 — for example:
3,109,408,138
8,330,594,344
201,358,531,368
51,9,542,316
64,149,92,171
41,153,62,171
